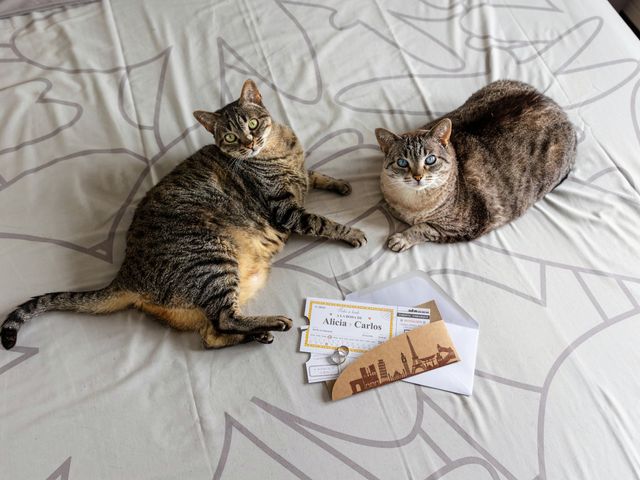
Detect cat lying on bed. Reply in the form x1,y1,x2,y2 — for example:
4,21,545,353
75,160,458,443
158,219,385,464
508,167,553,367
1,79,366,350
375,79,576,251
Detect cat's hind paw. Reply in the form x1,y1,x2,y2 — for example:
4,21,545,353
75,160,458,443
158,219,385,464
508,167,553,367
334,180,352,196
272,316,293,331
252,332,274,344
344,228,367,248
387,233,413,252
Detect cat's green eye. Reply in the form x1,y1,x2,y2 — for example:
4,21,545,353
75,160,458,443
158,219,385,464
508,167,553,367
224,133,237,143
396,158,409,168
425,155,437,166
248,118,259,130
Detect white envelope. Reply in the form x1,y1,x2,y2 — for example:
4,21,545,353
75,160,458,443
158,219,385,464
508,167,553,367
345,271,479,396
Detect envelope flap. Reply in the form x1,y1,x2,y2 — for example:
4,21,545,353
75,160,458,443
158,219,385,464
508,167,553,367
346,271,478,329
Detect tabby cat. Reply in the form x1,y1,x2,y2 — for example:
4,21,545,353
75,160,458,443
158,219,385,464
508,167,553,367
375,79,576,251
1,79,366,350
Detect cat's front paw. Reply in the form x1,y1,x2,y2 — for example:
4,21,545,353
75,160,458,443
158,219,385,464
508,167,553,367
334,180,352,196
387,233,413,252
343,228,367,248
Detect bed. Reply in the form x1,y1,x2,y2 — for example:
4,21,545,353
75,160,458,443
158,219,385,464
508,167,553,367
1,0,639,478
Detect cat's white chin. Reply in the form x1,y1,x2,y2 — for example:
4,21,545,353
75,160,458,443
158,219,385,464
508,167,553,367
244,146,264,158
398,181,430,192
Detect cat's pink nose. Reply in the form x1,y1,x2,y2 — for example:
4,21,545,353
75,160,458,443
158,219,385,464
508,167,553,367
413,175,423,182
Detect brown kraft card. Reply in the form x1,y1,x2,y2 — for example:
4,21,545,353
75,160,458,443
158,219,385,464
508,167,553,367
331,301,459,400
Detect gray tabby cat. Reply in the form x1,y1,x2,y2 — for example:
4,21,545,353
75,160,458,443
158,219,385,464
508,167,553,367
375,80,576,251
1,79,366,350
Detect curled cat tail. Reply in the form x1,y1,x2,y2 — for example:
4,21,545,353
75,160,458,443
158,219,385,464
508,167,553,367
1,286,130,349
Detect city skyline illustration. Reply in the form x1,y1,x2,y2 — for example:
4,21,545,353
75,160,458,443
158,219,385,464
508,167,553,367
349,335,457,394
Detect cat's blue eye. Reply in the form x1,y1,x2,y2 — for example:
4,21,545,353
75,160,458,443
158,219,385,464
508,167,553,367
425,155,437,166
396,158,409,168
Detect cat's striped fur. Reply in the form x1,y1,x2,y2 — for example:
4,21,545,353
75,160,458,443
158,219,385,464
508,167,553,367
1,80,366,350
375,80,576,251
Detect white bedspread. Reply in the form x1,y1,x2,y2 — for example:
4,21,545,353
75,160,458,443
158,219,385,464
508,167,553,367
1,1,639,478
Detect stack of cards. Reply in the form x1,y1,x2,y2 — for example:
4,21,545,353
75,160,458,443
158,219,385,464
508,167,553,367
300,298,431,383
300,271,480,396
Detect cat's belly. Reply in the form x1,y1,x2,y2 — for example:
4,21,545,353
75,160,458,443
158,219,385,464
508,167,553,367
229,226,287,306
139,303,207,331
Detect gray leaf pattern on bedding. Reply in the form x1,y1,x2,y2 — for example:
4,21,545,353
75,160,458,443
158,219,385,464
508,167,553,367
0,345,38,375
45,456,71,480
1,1,639,479
1,10,198,261
0,78,82,155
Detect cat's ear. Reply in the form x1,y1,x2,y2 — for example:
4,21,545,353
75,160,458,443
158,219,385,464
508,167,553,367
431,118,452,147
193,110,220,134
239,79,263,106
375,128,401,154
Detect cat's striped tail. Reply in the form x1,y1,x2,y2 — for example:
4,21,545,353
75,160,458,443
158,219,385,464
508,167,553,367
1,286,130,350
